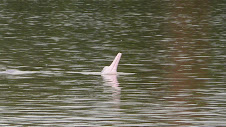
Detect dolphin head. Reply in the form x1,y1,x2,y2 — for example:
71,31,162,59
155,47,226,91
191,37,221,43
101,53,122,75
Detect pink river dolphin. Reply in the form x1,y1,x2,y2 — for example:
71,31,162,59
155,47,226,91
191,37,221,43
101,53,122,75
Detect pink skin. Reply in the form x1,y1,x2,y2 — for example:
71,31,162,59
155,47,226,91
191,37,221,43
101,53,122,75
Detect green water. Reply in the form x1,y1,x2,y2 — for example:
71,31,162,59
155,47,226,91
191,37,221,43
0,0,225,126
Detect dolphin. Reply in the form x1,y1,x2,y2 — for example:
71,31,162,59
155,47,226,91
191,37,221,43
101,53,122,75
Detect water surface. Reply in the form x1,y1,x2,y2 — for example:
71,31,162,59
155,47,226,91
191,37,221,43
0,0,225,126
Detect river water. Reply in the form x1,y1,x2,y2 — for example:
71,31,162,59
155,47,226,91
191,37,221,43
0,0,225,126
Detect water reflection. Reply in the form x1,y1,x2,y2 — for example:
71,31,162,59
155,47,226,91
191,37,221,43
163,1,215,126
166,0,211,86
102,75,119,89
102,74,121,105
